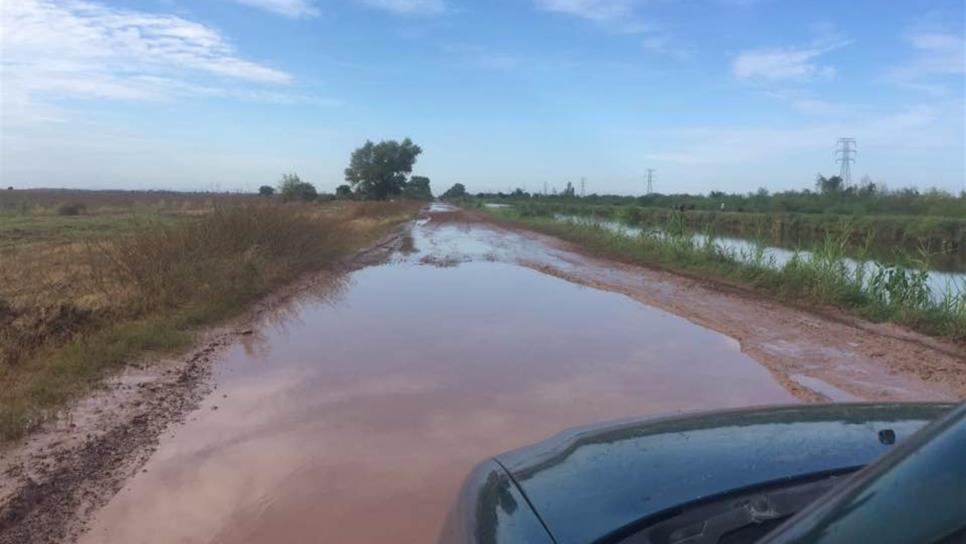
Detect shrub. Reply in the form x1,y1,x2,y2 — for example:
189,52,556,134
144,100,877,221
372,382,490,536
56,202,87,216
278,173,318,202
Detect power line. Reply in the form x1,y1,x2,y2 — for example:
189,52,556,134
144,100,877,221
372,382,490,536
836,138,856,186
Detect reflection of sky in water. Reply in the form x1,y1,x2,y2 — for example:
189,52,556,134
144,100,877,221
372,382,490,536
81,216,795,544
556,215,966,301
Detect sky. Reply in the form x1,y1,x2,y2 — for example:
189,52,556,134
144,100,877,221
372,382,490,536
1,0,964,195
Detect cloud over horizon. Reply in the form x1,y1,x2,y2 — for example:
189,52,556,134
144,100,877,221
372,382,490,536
226,0,320,17
1,0,294,112
732,39,850,82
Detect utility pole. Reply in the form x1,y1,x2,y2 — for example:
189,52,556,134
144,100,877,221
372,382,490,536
645,169,655,195
836,138,856,187
580,177,586,197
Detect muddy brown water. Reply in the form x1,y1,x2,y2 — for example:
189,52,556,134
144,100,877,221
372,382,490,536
80,205,798,543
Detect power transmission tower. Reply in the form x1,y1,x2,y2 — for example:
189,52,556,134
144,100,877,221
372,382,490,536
580,177,586,197
645,169,655,195
835,138,856,186
543,181,548,196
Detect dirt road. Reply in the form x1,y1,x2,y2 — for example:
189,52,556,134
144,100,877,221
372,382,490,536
2,203,962,543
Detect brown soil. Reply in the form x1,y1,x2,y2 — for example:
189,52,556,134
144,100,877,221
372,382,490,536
0,226,412,544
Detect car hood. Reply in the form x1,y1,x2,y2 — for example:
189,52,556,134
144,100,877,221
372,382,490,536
442,403,952,544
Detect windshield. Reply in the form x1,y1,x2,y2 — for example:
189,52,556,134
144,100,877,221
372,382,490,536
1,1,963,543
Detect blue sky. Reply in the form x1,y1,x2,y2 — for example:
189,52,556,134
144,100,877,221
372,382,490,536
1,0,964,195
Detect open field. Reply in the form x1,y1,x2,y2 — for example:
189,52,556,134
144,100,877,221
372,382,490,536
0,191,420,440
0,190,268,249
478,204,966,342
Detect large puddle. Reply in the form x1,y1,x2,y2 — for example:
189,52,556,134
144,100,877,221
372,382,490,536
81,206,797,543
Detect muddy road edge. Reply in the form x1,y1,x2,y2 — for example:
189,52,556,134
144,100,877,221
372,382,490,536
0,221,416,544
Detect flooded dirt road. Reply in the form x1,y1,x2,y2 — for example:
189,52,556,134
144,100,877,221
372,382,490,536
73,204,960,543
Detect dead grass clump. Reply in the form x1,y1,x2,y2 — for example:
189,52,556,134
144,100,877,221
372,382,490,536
93,204,349,313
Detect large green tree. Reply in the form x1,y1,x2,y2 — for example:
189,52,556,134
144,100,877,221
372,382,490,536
344,138,423,200
335,184,353,199
442,183,466,199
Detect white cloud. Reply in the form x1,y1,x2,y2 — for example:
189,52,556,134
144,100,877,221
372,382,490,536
888,29,965,95
905,30,966,76
226,0,320,17
631,100,965,193
535,0,648,33
732,39,848,82
641,33,693,59
640,102,961,167
0,0,294,120
360,0,447,16
534,0,691,57
535,0,638,26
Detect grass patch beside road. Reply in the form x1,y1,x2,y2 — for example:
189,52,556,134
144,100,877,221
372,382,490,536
0,199,419,440
485,207,966,343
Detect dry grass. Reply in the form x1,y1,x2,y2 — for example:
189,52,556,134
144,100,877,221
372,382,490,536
0,188,264,213
0,195,420,439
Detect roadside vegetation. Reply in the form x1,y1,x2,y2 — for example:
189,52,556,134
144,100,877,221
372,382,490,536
487,201,965,266
454,177,966,258
0,197,419,439
464,175,966,216
0,137,432,440
482,206,966,343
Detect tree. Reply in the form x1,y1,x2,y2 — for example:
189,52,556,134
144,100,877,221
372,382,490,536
344,138,422,200
816,174,844,195
258,185,275,196
561,181,576,198
442,183,467,199
335,184,353,199
403,176,433,201
278,173,318,202
857,175,878,197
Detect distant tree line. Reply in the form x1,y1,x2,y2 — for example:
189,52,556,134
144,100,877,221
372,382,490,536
458,174,966,218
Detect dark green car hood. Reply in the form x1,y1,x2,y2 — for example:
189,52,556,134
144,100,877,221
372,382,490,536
442,403,952,544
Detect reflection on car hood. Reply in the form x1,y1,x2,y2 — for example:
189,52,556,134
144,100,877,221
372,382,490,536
493,403,951,544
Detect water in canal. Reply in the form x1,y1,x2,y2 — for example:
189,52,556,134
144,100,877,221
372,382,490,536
555,214,966,303
80,207,796,543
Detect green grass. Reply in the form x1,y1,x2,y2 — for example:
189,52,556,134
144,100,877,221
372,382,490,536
0,200,420,440
489,201,966,266
10,317,193,430
486,207,966,342
0,209,187,249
